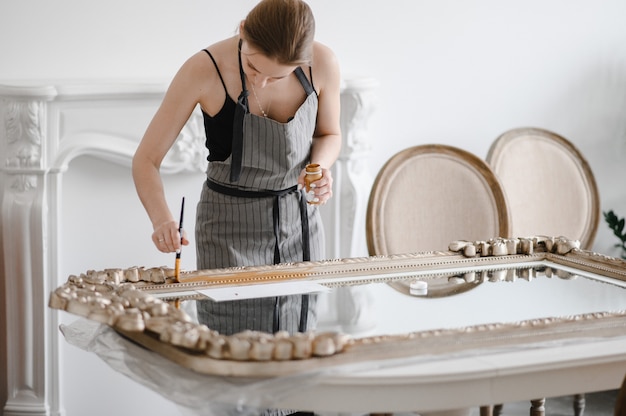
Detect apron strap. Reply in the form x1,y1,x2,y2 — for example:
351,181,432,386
298,189,310,332
231,39,249,182
294,66,315,96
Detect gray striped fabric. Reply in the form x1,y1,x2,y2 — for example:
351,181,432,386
195,88,324,336
207,94,317,190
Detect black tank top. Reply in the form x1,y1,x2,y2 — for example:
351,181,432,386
200,48,315,163
201,49,237,162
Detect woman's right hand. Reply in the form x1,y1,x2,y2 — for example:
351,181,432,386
152,220,189,253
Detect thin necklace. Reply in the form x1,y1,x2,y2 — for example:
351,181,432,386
249,81,272,118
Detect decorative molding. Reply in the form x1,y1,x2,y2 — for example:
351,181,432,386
4,100,43,169
161,109,209,174
339,77,378,160
51,107,208,174
50,267,351,362
2,98,46,193
448,236,582,258
335,77,378,258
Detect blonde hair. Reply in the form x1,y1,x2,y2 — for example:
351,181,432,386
241,0,315,66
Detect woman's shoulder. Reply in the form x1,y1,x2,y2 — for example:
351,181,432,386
312,41,338,64
200,37,239,65
177,37,239,82
311,41,340,87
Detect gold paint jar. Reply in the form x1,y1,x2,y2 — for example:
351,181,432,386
304,163,322,205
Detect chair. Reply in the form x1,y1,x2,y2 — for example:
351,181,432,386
486,127,601,416
366,144,510,256
486,127,600,250
366,144,511,416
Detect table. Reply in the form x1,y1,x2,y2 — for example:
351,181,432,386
62,320,626,414
53,238,626,414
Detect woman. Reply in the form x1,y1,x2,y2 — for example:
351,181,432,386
132,0,341,342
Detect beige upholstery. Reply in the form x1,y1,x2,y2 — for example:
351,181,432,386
366,143,510,255
486,127,600,250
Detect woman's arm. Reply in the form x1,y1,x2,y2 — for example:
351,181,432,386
132,52,209,252
299,42,342,204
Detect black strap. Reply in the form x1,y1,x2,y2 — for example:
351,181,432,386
297,189,310,332
202,49,229,94
308,66,315,93
298,292,309,332
207,179,296,198
231,39,249,182
273,298,281,334
294,67,315,96
299,189,310,261
271,195,282,264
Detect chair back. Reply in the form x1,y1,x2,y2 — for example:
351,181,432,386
366,144,510,255
486,127,600,249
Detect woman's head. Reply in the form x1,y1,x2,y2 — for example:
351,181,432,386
241,0,315,66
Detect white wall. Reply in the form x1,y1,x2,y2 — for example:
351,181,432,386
3,0,625,252
2,0,626,252
2,1,626,415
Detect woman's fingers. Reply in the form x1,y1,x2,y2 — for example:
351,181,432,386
152,220,186,253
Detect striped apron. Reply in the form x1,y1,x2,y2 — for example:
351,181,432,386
195,59,325,337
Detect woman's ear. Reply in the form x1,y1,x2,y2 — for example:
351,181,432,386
239,20,245,34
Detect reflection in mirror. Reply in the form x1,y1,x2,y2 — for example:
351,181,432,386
161,263,626,340
363,264,626,337
387,264,578,299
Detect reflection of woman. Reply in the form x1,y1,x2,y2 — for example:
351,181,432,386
133,0,341,351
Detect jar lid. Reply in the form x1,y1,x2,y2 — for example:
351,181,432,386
305,163,321,174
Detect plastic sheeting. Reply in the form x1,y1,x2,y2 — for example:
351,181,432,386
61,319,331,416
60,317,623,415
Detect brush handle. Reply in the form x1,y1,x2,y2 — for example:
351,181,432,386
174,255,181,282
174,197,185,282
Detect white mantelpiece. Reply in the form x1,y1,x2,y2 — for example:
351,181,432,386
0,78,377,416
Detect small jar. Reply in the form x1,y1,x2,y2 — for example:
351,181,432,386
304,163,322,204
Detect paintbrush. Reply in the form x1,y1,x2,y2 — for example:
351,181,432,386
174,197,185,282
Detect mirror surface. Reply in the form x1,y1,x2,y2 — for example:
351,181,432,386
159,261,626,338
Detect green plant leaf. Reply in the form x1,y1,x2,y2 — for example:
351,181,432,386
604,211,626,259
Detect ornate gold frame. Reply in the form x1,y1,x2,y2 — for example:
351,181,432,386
49,237,626,377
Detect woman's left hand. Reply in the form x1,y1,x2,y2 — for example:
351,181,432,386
298,166,334,204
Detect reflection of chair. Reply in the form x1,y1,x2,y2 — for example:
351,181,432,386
366,144,510,256
486,127,601,416
366,144,510,416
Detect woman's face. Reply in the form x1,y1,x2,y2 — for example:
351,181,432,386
240,41,298,89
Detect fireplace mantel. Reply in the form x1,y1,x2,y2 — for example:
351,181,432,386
0,77,378,416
